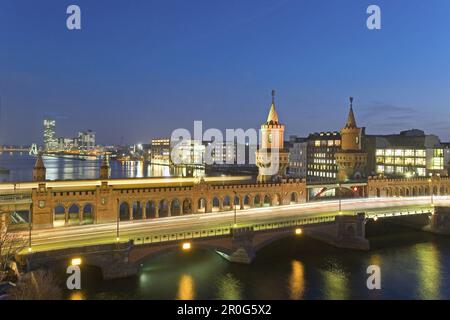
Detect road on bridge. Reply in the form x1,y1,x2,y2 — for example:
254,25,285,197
17,196,446,253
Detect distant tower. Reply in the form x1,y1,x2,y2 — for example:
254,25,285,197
335,97,367,181
32,152,46,182
100,154,110,180
256,90,289,182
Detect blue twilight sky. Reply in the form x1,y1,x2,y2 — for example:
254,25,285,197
1,0,450,145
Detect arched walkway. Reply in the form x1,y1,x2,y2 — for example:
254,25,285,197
171,199,181,216
159,200,169,217
182,199,192,215
54,204,66,227
197,198,206,213
68,204,80,225
82,204,94,224
133,201,143,220
146,201,157,219
119,202,130,221
212,197,221,212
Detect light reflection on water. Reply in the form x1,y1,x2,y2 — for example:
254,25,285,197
0,153,203,182
288,260,305,300
75,233,450,300
177,274,195,300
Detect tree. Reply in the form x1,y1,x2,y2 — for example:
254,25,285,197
8,269,62,300
0,225,27,282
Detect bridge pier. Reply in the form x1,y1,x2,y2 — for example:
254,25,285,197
216,227,255,264
304,213,369,250
427,206,450,235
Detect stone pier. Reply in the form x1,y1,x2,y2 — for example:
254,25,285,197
304,213,370,250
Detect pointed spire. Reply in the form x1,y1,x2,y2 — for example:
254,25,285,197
266,90,279,124
33,152,46,181
34,152,45,169
345,96,357,128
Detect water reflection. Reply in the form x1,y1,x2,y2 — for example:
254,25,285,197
322,259,349,300
415,243,441,299
70,291,85,300
216,273,243,300
0,153,206,182
288,260,305,300
177,274,195,300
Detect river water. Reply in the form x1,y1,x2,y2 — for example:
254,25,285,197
2,153,450,300
73,227,450,300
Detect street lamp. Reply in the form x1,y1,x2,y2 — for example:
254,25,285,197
338,183,342,214
233,191,237,227
116,200,120,242
428,178,434,206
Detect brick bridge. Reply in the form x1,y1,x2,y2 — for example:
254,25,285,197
21,206,450,280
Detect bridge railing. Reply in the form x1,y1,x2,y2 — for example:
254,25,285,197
130,215,337,246
131,227,232,245
0,193,32,203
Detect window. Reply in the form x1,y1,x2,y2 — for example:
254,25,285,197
268,133,272,144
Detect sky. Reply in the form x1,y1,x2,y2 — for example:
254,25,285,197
1,0,450,145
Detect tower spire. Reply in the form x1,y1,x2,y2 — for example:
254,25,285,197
346,96,357,128
266,89,279,124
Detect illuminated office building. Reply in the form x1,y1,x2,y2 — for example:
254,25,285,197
306,131,341,180
371,129,445,177
43,118,58,151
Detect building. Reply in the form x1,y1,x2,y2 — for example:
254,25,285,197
43,118,58,152
256,90,289,182
171,139,205,165
77,130,96,151
203,141,236,165
150,138,171,164
370,129,445,178
335,97,367,181
306,131,341,180
288,136,308,178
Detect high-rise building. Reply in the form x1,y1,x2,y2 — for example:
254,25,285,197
43,118,58,151
306,131,341,180
77,130,96,151
256,90,289,182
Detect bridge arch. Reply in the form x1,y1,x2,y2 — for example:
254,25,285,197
82,203,94,224
223,196,231,211
68,204,80,225
171,199,181,216
290,192,298,204
212,196,221,212
263,195,271,207
182,198,192,215
53,204,66,227
233,195,240,209
253,194,261,207
243,195,251,209
132,201,143,220
197,198,207,213
119,202,130,221
145,201,157,219
159,199,169,217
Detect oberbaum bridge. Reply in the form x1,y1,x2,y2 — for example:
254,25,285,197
1,95,450,279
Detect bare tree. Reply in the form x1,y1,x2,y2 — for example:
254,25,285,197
8,269,63,300
0,225,27,282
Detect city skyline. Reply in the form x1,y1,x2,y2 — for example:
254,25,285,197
1,0,450,145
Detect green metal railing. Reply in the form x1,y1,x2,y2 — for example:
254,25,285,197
130,215,337,246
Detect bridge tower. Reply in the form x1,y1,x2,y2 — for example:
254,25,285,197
32,152,46,182
335,97,367,182
256,90,289,182
100,154,110,180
